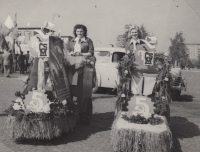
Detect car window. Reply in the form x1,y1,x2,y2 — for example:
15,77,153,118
112,52,125,63
94,51,110,63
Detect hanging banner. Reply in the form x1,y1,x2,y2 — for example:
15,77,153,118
144,51,154,66
38,42,49,58
48,36,71,101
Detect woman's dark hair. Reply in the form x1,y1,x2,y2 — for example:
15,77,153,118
73,24,87,37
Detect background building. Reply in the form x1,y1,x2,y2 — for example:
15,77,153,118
16,27,41,53
18,27,41,43
186,43,200,60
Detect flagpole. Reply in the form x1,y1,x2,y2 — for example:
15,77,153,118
52,13,60,23
27,23,29,31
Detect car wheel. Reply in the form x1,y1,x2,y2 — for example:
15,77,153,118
172,90,181,100
92,76,98,93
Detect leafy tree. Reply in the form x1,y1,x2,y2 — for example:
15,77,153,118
139,24,148,39
169,32,188,68
196,56,200,69
116,24,149,48
186,59,194,68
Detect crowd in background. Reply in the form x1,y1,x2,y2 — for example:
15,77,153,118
0,50,30,77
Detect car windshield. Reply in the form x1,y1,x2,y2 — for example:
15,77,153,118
94,51,110,63
112,52,125,63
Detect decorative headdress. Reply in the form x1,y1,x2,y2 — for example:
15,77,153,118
42,21,55,32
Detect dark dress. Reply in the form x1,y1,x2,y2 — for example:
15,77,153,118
68,37,94,55
19,54,26,74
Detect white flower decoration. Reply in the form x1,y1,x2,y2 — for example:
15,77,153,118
141,113,151,119
13,103,21,110
121,94,125,97
42,103,50,113
90,61,95,66
124,70,128,74
162,96,166,100
13,98,25,110
132,111,138,116
62,99,67,106
164,77,169,81
73,96,77,102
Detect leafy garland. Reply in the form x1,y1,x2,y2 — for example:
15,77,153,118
116,53,135,110
5,90,77,121
116,52,171,124
122,114,163,125
153,53,172,115
65,57,95,74
5,56,96,121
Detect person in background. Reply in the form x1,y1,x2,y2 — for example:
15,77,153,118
16,52,20,71
15,41,21,72
0,52,3,73
9,50,13,74
2,50,11,77
12,53,17,73
1,52,4,73
25,51,30,73
19,52,26,74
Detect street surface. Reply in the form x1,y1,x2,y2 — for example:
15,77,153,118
0,71,199,152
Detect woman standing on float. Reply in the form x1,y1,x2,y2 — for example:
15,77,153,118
67,24,96,88
125,26,141,55
124,26,146,91
68,24,94,57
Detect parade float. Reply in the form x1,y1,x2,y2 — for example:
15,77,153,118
111,35,173,152
4,30,94,140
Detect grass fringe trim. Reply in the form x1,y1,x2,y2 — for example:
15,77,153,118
111,115,172,152
4,113,79,140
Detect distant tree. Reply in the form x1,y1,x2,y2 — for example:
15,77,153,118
116,24,149,48
139,24,148,39
196,56,200,69
169,32,188,68
186,59,194,68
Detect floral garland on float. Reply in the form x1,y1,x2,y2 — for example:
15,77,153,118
4,33,79,140
111,35,172,152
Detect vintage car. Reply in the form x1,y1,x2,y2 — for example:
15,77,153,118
92,47,125,93
92,49,186,97
170,67,187,97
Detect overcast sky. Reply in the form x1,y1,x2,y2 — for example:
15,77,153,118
1,0,200,53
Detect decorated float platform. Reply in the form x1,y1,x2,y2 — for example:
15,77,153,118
4,32,94,140
111,111,172,152
111,37,173,152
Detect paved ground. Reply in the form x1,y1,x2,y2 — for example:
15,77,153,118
0,71,199,152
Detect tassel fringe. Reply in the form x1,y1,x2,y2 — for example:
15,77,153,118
111,114,172,152
4,112,79,140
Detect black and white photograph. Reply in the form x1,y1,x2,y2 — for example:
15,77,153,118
0,0,199,152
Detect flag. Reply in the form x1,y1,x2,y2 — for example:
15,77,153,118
43,21,47,28
58,30,61,37
0,15,14,36
4,15,14,29
146,36,157,46
138,39,156,51
0,34,9,51
9,13,18,40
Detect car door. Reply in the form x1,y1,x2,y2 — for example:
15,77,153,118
105,52,125,88
94,51,111,88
